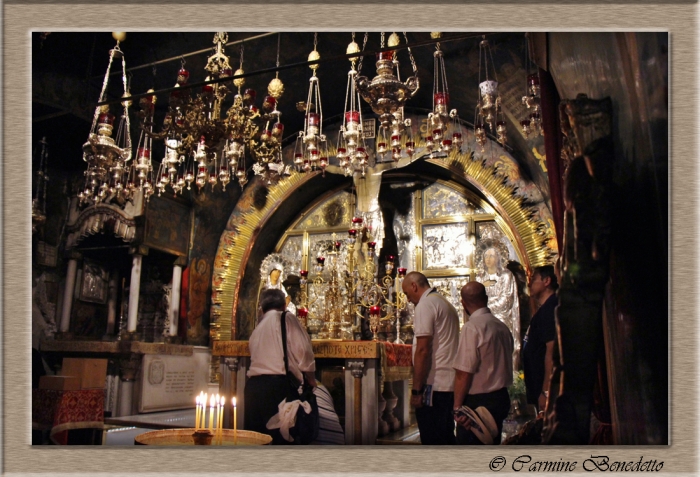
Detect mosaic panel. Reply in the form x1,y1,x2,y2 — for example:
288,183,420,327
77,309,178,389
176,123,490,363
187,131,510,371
296,191,354,230
278,235,304,274
423,183,475,219
422,223,470,270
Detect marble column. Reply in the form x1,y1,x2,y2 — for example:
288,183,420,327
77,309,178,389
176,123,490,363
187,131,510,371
103,272,119,339
57,254,80,336
222,358,239,430
126,254,143,335
346,360,365,445
168,263,183,338
116,355,142,417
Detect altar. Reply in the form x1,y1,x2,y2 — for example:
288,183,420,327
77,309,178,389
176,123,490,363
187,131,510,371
213,339,413,445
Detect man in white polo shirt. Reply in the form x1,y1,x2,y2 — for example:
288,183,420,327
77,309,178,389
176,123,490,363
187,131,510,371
402,272,460,445
453,281,513,445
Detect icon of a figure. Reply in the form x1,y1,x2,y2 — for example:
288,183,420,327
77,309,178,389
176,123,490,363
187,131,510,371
476,245,521,370
259,253,296,316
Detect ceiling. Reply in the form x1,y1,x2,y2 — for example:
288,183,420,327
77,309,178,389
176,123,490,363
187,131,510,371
32,31,548,200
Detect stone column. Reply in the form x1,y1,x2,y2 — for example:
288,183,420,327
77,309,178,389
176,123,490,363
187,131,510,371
167,258,185,342
57,252,80,339
116,355,142,417
347,360,365,445
124,246,147,340
103,271,119,340
222,358,239,430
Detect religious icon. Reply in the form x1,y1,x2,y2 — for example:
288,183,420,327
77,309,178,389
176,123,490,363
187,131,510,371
475,240,521,369
258,253,296,316
79,259,109,304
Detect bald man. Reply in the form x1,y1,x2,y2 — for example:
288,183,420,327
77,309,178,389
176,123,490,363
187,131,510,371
452,281,513,445
402,272,460,445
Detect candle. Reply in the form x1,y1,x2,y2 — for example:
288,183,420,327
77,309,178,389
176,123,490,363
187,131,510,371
200,393,208,429
218,396,225,444
214,393,221,440
233,397,238,445
195,396,200,431
209,395,215,431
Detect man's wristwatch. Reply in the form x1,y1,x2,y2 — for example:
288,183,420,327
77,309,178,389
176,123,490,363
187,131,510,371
411,388,422,396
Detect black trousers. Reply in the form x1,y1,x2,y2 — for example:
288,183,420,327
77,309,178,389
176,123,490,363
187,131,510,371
415,391,456,445
244,374,292,445
456,387,511,445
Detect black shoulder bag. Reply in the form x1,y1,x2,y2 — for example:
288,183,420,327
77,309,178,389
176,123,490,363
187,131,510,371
280,311,319,444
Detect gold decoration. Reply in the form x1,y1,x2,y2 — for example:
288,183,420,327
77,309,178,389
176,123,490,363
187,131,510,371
430,32,442,39
346,41,360,56
233,68,245,88
212,151,557,341
112,32,126,42
308,49,320,72
267,77,284,99
387,33,400,47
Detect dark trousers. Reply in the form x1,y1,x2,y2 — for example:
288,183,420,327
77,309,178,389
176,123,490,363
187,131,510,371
415,391,456,445
244,374,292,445
456,387,511,445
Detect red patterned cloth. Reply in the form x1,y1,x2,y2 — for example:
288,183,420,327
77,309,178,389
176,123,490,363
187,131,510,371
32,389,104,445
380,342,413,383
383,342,413,367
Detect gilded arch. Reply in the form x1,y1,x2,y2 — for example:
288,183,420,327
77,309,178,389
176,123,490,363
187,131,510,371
211,149,558,341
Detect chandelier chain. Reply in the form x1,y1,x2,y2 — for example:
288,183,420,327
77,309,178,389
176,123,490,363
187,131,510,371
91,46,117,134
275,33,281,78
121,53,132,152
356,32,368,75
403,32,417,74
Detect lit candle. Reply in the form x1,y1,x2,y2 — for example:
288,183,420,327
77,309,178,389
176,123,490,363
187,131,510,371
209,395,215,431
233,397,238,445
214,393,221,437
218,395,225,444
201,393,208,429
195,396,200,431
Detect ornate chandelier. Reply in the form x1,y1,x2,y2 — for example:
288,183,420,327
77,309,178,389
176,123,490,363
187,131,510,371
425,33,465,158
474,36,507,152
356,32,420,163
294,34,330,177
336,33,370,177
140,32,286,195
79,39,132,205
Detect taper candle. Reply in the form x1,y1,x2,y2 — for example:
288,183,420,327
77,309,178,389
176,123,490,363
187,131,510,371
209,395,215,431
218,395,225,444
201,393,208,429
195,396,200,431
233,397,237,445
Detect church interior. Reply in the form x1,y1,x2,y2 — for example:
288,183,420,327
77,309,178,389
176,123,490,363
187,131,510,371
27,30,669,450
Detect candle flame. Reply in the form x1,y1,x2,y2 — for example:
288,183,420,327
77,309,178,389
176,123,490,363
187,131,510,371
233,397,237,407
210,395,216,407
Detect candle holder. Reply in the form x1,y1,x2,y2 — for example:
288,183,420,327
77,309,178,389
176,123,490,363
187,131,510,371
192,429,214,445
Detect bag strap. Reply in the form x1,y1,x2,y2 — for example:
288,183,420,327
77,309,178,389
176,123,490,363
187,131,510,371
280,311,290,374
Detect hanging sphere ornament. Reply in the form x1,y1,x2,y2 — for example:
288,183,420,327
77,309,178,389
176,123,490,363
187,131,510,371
267,77,285,99
233,68,245,89
308,49,320,74
430,32,442,39
388,33,400,47
121,91,132,108
347,41,360,58
112,32,126,42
